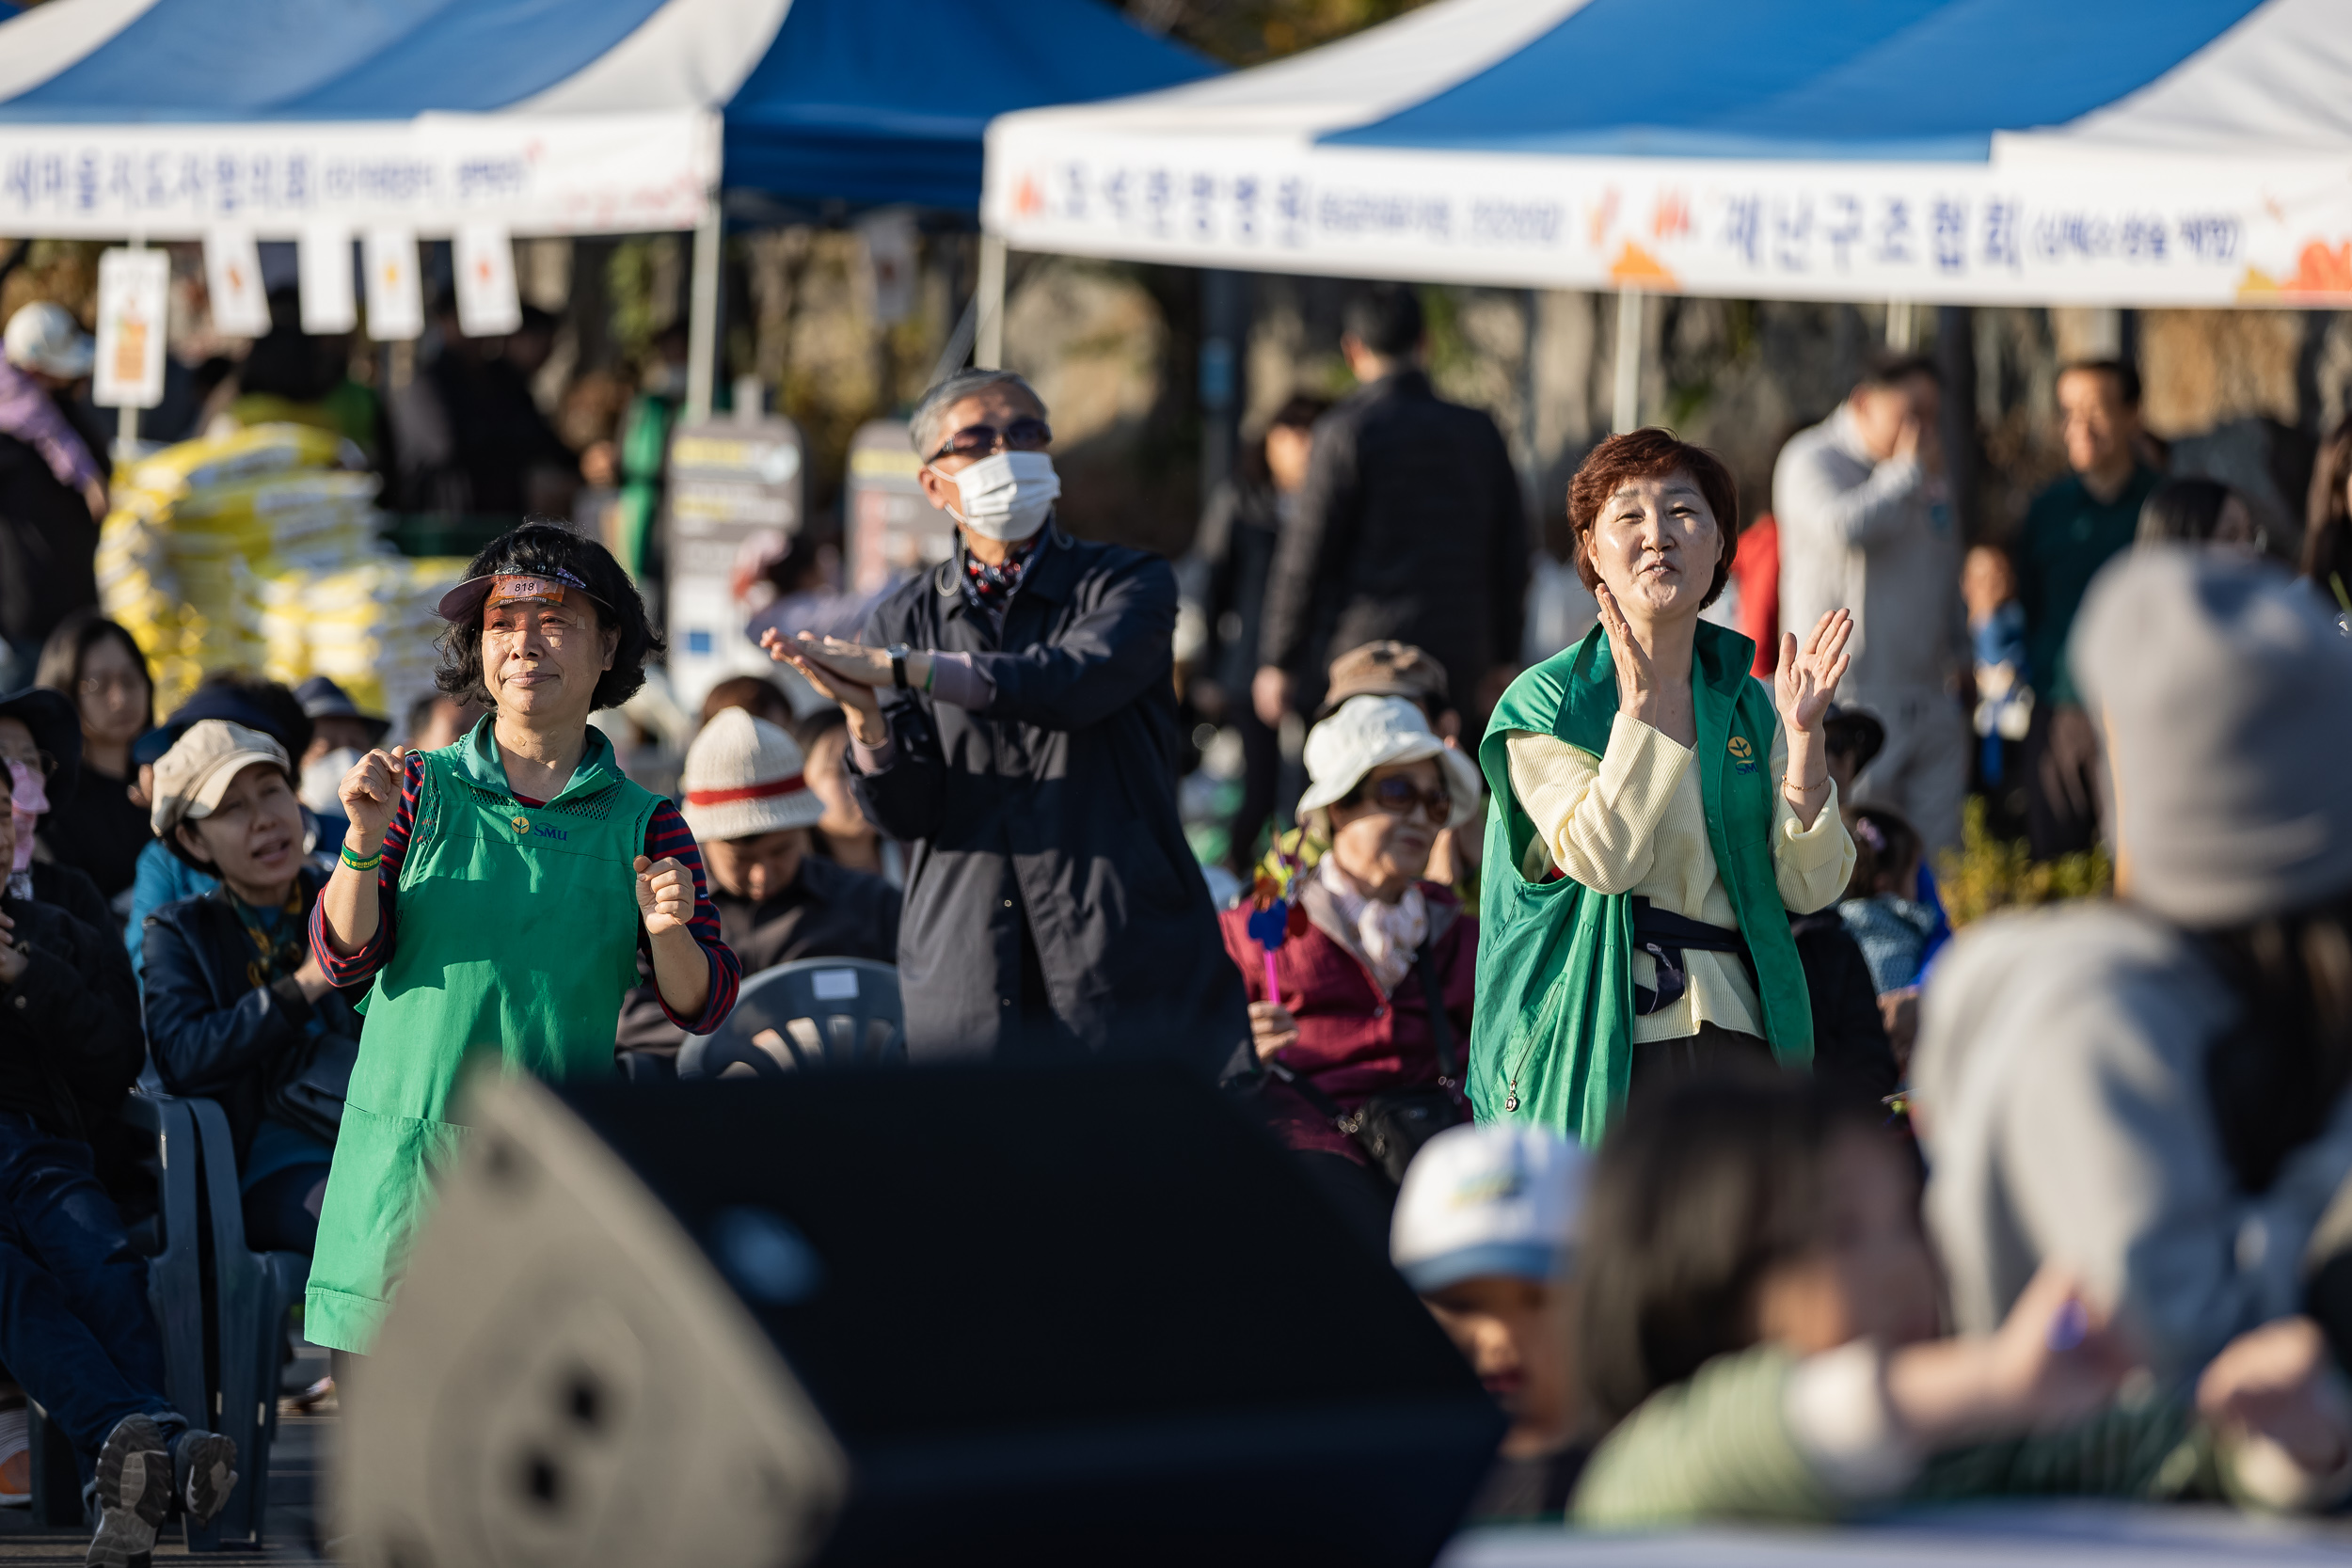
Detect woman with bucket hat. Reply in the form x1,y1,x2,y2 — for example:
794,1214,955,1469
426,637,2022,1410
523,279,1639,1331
1220,693,1484,1243
306,522,739,1356
615,709,898,1060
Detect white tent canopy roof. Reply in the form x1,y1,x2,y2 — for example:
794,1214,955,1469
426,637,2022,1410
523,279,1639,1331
987,0,2352,307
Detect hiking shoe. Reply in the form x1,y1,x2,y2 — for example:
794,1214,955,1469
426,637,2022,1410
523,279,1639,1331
87,1414,168,1568
171,1430,238,1528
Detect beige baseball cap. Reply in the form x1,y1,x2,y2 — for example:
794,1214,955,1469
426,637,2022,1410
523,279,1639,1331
151,721,292,838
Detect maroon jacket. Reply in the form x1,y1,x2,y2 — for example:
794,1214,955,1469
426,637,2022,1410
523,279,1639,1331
1218,876,1477,1164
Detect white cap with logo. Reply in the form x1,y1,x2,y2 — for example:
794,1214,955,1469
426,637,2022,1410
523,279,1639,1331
1389,1122,1588,1294
4,302,96,380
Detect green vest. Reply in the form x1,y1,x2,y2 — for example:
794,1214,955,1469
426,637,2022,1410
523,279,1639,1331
305,719,660,1353
1470,621,1813,1147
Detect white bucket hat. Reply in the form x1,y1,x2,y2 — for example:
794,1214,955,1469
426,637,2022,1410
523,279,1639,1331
1295,695,1482,831
680,708,825,842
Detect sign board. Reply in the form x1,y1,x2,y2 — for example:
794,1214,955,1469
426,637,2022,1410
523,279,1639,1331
203,225,271,337
298,222,358,333
846,420,957,597
662,416,805,712
362,226,423,341
453,220,521,339
92,247,169,409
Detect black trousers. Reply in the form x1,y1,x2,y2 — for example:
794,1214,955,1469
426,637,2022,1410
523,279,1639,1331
1629,1022,1775,1086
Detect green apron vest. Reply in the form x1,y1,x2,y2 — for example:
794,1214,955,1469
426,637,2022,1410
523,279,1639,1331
304,719,660,1352
1470,620,1814,1147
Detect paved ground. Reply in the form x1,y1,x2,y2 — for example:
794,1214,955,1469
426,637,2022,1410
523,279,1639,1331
0,1346,329,1564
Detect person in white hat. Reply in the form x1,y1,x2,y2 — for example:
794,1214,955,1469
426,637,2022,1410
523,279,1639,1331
1216,694,1485,1244
1391,1121,1589,1522
614,708,900,1060
1,302,109,686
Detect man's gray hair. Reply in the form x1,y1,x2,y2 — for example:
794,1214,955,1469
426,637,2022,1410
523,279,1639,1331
908,369,1047,459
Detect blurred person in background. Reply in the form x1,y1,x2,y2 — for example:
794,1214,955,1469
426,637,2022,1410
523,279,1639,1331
615,709,898,1063
772,369,1246,1071
34,614,153,911
141,721,356,1256
0,754,242,1565
1184,393,1328,869
1569,1071,2352,1526
1255,284,1528,735
581,324,691,580
221,290,379,460
392,295,579,521
1477,431,1856,1145
2014,360,2158,861
2302,417,2352,618
1391,1121,1589,1523
0,303,107,690
1916,548,2352,1386
0,688,113,938
699,673,798,732
1222,695,1482,1244
792,707,902,885
401,689,486,753
1775,354,1967,857
1963,545,2031,835
2138,475,2264,552
293,675,389,850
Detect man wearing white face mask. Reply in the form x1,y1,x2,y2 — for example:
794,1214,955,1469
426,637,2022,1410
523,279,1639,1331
294,676,389,848
769,370,1249,1072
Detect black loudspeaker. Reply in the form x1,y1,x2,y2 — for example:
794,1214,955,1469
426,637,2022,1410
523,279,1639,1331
337,1063,1502,1568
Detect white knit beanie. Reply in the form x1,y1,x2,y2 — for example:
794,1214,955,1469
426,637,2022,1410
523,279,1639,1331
680,708,825,842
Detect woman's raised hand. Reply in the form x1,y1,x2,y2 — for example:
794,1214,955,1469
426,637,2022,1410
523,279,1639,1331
1774,609,1852,737
339,747,407,855
1595,581,1661,726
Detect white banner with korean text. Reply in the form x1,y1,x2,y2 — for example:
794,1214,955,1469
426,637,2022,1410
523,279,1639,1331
0,109,718,239
984,126,2352,309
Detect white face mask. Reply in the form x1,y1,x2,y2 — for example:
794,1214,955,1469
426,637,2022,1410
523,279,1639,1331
933,450,1060,543
301,748,362,816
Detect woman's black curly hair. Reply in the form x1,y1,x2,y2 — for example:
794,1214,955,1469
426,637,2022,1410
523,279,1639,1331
435,519,663,712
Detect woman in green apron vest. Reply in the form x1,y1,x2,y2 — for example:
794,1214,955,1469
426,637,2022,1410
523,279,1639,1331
304,523,741,1354
1475,430,1859,1147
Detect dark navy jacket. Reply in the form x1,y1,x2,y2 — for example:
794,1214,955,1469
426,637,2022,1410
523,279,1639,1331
849,527,1248,1074
141,865,362,1168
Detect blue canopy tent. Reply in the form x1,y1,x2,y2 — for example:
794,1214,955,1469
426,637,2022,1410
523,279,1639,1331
0,0,1214,407
988,0,2352,422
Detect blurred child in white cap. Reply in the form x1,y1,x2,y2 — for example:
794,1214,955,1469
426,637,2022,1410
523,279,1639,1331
613,707,900,1060
1391,1120,1589,1522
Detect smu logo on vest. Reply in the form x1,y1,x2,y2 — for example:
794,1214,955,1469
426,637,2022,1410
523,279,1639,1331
506,814,570,843
1726,735,1758,774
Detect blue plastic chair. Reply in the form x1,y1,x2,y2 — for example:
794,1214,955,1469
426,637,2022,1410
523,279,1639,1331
678,958,905,1078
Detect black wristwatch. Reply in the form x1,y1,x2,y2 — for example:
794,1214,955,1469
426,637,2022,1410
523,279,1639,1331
887,642,911,689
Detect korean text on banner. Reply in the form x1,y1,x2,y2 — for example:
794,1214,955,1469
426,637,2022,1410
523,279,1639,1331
93,247,170,410
204,226,272,339
453,222,522,339
300,224,358,335
362,227,423,341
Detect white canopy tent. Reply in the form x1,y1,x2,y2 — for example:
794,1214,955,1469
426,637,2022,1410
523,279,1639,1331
982,0,2352,423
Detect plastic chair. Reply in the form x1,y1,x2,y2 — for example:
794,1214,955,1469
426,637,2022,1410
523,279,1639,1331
28,1093,207,1531
678,958,905,1078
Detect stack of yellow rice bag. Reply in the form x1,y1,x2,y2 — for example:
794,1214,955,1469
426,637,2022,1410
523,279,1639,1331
96,423,463,725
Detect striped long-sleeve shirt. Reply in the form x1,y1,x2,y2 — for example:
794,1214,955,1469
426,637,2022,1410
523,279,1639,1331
307,752,739,1035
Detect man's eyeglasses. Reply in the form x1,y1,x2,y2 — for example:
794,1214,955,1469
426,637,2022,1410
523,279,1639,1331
1352,776,1451,823
928,417,1052,464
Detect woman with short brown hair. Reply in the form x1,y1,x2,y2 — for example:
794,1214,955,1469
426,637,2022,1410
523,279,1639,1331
1472,429,1858,1144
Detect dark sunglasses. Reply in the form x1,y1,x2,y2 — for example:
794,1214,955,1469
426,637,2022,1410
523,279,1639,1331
1352,775,1450,823
928,417,1053,464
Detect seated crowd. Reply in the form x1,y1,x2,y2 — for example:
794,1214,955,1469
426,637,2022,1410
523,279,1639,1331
3,429,2352,1559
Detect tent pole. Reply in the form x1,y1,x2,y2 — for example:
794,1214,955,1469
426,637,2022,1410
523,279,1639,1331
975,232,1007,370
685,198,722,424
1611,286,1643,435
